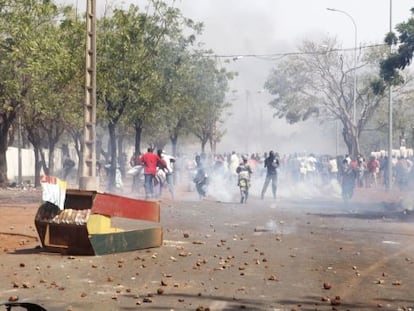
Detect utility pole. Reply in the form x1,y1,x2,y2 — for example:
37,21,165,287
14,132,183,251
387,0,393,191
17,113,22,186
79,0,97,190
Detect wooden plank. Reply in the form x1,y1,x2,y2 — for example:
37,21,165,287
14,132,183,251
92,193,160,222
89,227,163,255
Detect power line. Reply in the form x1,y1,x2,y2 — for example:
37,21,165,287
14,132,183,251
207,43,387,61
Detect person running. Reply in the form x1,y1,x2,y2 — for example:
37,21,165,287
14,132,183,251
156,149,176,199
193,154,208,200
236,155,253,203
138,147,166,200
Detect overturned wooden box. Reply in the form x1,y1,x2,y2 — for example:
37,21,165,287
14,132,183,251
35,189,162,255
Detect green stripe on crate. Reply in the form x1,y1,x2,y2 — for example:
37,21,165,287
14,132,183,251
89,227,163,255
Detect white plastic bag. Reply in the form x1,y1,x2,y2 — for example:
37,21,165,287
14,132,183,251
40,176,67,210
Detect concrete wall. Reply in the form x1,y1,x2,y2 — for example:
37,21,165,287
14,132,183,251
6,147,65,182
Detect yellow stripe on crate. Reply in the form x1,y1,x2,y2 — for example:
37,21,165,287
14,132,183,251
87,214,124,234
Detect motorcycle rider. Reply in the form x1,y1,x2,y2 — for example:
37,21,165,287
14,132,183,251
236,155,253,203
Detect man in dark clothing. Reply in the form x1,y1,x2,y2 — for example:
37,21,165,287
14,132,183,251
193,155,208,199
261,150,279,199
62,156,75,180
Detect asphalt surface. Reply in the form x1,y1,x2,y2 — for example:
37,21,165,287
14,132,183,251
0,182,413,311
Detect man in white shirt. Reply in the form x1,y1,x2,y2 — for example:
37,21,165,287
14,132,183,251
157,149,176,199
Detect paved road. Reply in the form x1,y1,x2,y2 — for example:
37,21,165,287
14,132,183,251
0,184,413,311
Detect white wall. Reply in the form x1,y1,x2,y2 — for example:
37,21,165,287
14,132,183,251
6,147,64,181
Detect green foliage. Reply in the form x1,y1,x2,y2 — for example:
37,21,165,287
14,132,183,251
380,8,414,83
370,78,386,95
0,0,236,184
384,31,398,46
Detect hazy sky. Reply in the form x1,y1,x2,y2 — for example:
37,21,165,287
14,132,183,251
68,0,414,155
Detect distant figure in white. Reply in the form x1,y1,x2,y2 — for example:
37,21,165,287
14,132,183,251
156,149,176,199
229,151,240,181
236,155,253,203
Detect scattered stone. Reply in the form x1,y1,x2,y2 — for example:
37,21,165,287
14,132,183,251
323,282,332,290
8,296,18,302
179,252,190,257
331,296,341,306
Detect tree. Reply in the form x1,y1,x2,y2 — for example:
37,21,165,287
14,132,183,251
264,37,388,158
0,0,67,186
23,4,85,185
187,53,233,153
380,8,414,84
123,1,204,158
97,1,200,189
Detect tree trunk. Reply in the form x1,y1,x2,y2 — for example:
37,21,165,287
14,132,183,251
0,110,16,187
107,122,117,191
39,149,49,176
342,120,361,159
170,134,178,157
134,121,143,156
201,140,207,154
34,147,41,188
48,142,56,176
0,132,8,187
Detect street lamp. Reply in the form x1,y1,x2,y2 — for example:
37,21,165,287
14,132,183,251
327,8,357,125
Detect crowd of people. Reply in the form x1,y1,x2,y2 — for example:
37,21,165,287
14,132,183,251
120,148,414,202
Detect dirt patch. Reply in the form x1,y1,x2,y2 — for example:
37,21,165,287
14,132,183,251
0,188,42,251
0,233,38,253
